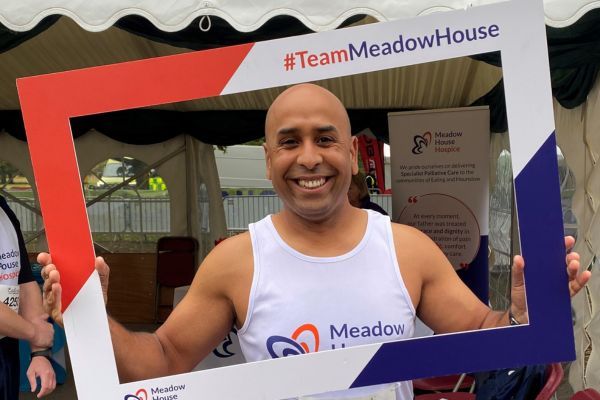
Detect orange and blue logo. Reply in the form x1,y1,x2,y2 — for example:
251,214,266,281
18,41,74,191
266,323,320,358
412,132,431,154
124,388,147,400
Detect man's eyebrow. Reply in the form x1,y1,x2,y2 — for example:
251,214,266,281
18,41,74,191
316,125,337,133
276,125,338,135
277,127,298,135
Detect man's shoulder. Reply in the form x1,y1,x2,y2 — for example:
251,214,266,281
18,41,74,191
200,232,253,277
389,222,443,262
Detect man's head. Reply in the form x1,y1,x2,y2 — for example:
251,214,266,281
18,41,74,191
263,84,358,222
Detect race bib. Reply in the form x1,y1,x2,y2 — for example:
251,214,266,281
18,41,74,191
0,284,19,340
1,284,19,312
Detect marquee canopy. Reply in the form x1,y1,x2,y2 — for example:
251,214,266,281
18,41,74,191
2,0,599,32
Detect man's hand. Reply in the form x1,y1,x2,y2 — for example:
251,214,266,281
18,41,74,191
29,315,54,349
27,355,56,398
38,252,110,327
510,236,592,324
564,236,591,297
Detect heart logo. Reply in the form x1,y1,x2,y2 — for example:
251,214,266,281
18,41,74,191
124,389,147,400
411,132,431,155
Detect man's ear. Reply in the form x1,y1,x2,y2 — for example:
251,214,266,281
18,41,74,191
350,136,359,175
263,143,272,180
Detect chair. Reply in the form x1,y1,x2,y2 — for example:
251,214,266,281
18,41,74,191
155,236,199,323
535,363,564,400
413,374,475,393
572,389,600,400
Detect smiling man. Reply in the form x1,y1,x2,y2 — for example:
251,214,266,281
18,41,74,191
40,83,589,399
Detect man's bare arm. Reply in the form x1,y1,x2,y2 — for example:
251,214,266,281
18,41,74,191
394,225,590,333
40,235,252,382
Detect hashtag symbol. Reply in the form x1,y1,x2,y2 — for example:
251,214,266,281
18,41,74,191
283,53,295,71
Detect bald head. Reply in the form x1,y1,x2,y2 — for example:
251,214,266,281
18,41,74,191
265,84,351,143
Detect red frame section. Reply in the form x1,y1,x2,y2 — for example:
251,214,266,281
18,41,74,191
17,43,254,309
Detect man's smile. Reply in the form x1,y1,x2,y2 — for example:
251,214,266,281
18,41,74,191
296,177,328,189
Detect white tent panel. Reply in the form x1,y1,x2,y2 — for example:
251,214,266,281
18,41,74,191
1,0,600,32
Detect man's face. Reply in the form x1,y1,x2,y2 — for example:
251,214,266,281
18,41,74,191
264,85,358,222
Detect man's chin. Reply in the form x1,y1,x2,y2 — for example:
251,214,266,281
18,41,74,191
284,201,345,223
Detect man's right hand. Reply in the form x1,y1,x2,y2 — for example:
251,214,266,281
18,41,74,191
30,315,54,349
38,252,110,327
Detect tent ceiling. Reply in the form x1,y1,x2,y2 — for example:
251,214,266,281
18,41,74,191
1,0,600,32
1,1,596,144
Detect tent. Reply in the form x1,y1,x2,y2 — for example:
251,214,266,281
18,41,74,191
0,0,598,393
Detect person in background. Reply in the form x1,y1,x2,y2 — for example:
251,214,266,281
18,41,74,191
0,195,55,399
348,171,388,215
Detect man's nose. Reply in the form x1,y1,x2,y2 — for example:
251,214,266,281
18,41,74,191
296,142,323,170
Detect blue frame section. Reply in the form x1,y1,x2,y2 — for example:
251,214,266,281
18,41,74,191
351,132,574,388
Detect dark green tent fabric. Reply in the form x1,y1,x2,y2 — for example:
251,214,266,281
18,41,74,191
0,15,60,54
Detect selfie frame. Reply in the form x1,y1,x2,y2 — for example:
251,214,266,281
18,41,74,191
17,0,573,399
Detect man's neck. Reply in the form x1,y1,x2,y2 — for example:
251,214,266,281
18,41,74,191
271,205,368,257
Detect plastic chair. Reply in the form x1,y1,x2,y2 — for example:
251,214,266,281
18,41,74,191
155,236,199,322
415,393,475,400
535,363,564,400
413,374,475,392
571,389,600,400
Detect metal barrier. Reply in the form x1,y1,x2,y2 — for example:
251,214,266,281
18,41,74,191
223,194,393,231
7,197,171,235
7,194,394,237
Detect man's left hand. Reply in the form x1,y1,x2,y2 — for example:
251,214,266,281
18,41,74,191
510,236,592,325
565,236,591,297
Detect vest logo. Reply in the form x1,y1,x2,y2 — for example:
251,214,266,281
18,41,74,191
266,321,406,357
266,323,319,358
412,132,431,154
124,389,147,400
213,328,237,358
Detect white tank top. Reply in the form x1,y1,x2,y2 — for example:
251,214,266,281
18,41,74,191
239,210,416,399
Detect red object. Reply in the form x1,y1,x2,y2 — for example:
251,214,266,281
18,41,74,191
18,43,253,311
535,363,564,400
415,393,475,400
357,131,386,193
214,237,227,246
413,375,474,392
571,389,600,400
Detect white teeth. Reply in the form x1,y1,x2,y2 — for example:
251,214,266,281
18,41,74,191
298,178,326,189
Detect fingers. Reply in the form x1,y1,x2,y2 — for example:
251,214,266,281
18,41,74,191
511,255,525,288
41,264,59,293
37,252,52,266
566,251,580,264
564,236,576,252
27,359,57,398
27,367,37,393
50,282,63,326
36,370,56,398
570,269,592,297
96,256,110,305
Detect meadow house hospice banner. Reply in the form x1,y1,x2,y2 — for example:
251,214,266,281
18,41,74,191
388,107,490,301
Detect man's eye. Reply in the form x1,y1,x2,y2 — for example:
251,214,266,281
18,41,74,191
317,136,335,144
280,139,298,147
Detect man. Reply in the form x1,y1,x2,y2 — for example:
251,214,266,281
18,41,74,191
348,171,388,215
0,195,56,399
40,84,590,398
